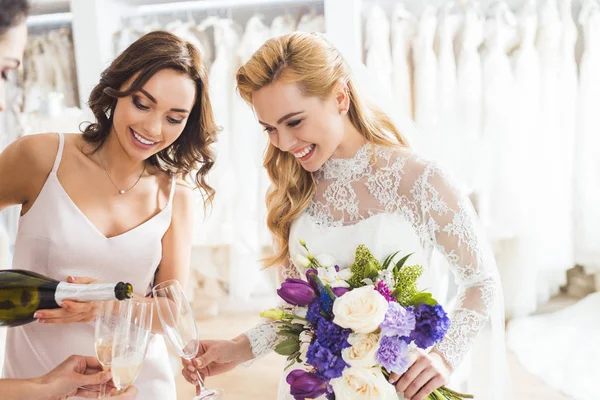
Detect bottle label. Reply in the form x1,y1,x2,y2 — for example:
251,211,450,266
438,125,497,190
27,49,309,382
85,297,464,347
55,282,117,304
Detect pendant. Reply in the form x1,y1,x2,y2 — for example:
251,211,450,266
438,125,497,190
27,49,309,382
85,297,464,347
119,190,126,195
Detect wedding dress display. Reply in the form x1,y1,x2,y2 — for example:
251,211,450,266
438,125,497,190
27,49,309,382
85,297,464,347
412,6,439,160
244,144,511,400
390,4,416,121
574,0,600,272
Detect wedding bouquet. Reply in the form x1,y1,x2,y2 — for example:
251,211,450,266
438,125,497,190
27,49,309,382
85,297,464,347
261,240,474,400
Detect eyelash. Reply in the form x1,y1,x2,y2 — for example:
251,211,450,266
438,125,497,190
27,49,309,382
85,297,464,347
133,96,183,125
1,71,8,81
263,119,303,133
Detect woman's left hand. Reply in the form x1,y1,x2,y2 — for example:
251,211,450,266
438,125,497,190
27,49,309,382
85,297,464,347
390,350,451,400
34,276,100,324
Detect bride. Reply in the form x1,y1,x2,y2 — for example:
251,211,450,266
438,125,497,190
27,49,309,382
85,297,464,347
181,32,511,400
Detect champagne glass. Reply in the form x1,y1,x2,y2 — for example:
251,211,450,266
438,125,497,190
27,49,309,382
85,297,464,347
111,298,153,393
152,280,224,400
94,300,122,397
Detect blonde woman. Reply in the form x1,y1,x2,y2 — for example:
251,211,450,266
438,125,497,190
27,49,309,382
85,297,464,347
182,32,510,400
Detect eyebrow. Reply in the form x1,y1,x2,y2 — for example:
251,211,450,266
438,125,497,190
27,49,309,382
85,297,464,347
139,88,190,114
258,111,304,127
3,57,21,68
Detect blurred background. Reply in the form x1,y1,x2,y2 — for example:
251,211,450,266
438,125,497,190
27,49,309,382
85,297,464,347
0,0,598,399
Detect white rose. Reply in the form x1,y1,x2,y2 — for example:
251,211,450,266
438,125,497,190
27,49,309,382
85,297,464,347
333,286,389,333
330,367,397,400
342,333,380,368
293,253,311,268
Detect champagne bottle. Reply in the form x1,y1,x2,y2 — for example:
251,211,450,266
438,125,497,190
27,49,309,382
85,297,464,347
0,269,133,327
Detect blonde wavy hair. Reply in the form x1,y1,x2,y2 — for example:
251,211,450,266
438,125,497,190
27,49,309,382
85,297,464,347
236,32,409,269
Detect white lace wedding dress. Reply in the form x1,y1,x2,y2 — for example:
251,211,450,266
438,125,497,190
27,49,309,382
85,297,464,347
244,144,512,399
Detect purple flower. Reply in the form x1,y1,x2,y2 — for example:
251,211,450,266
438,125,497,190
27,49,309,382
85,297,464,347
277,278,316,306
410,304,451,349
306,341,349,379
380,302,416,338
307,299,325,327
286,370,328,400
375,280,397,303
332,287,350,297
315,319,352,353
376,335,410,375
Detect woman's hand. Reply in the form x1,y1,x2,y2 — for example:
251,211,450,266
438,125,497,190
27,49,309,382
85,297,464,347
181,336,253,395
390,350,451,400
34,276,100,324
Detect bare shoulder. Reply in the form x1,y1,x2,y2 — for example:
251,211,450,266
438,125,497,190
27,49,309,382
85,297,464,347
5,133,61,174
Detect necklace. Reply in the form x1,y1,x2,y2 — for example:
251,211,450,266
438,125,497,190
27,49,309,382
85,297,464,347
98,149,145,195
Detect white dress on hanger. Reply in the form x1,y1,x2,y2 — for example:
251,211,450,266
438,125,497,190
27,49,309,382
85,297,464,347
244,145,512,400
365,4,394,103
435,4,461,179
455,5,484,196
194,19,240,247
412,6,438,160
229,15,272,303
481,3,520,242
503,0,542,319
535,0,571,303
270,14,296,38
391,4,416,121
296,12,325,33
574,2,600,271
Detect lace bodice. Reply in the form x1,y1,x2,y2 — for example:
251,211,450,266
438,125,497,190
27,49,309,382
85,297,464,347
245,144,500,374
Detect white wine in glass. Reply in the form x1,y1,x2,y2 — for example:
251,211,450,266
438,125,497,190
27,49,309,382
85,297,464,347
95,300,123,370
111,298,153,393
153,280,224,400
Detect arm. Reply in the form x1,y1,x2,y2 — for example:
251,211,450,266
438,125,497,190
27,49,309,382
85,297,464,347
0,133,58,212
420,163,500,370
0,355,115,400
150,179,196,333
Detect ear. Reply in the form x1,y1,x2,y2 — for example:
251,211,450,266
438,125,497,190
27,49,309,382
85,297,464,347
334,80,350,113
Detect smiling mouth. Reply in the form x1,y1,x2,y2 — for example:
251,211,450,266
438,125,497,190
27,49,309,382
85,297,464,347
130,128,158,146
292,144,316,160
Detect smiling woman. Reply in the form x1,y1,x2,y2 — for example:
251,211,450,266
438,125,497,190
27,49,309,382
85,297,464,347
0,30,218,400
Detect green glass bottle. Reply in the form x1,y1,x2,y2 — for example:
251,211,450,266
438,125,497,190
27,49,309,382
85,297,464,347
0,269,133,327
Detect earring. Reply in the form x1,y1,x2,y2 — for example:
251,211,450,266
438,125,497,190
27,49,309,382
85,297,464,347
340,109,347,116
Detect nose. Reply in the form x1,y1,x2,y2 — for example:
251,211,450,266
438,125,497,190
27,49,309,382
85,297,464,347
277,129,298,152
142,111,162,138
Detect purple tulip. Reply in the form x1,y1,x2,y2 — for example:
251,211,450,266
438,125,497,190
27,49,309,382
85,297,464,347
332,287,350,297
286,370,327,400
277,278,317,306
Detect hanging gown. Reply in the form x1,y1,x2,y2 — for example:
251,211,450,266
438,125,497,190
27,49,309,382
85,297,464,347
435,4,461,180
365,4,394,104
481,3,520,242
574,1,600,271
194,19,240,248
455,4,484,197
244,144,512,400
535,0,571,303
412,6,439,161
503,0,542,319
229,15,272,303
391,4,416,121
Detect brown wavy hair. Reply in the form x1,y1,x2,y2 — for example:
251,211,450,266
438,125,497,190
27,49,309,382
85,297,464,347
83,30,217,205
236,32,409,268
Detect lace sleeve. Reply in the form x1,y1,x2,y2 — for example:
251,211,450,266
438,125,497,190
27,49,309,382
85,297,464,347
243,258,302,359
418,163,500,370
